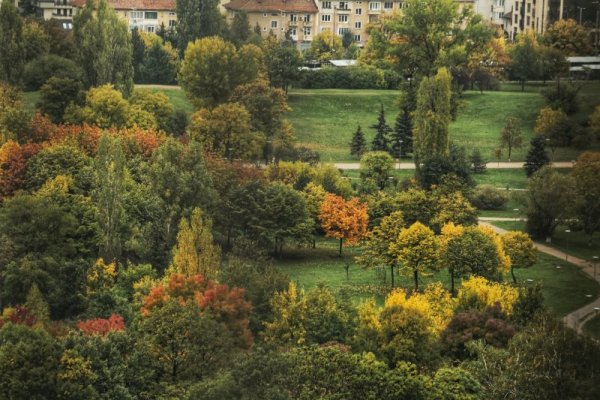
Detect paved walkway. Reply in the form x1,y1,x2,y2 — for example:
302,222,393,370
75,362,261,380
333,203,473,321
480,221,600,333
333,161,575,170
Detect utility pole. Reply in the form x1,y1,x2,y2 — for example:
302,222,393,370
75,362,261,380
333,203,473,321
578,6,585,25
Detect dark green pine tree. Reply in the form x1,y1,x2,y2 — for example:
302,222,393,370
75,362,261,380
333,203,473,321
370,104,391,152
349,125,367,158
523,136,550,177
391,107,413,158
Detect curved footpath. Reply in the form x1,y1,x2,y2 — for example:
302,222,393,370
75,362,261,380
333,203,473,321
480,221,600,333
333,161,575,169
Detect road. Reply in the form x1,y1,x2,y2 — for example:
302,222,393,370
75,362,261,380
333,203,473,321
333,161,575,170
480,220,600,333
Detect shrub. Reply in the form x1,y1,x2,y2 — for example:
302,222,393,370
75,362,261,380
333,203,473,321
542,83,580,115
23,55,83,91
470,185,509,210
297,66,401,89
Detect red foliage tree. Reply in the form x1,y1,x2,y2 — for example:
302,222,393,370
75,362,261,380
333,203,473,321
0,305,37,329
0,140,43,199
76,314,125,335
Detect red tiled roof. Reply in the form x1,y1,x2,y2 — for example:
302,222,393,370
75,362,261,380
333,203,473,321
224,0,318,13
71,0,176,11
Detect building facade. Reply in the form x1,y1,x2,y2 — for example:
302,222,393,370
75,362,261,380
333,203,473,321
470,0,549,40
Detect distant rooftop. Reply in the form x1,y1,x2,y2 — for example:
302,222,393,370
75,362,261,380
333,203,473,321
223,0,319,13
567,56,600,64
329,59,358,67
70,0,176,11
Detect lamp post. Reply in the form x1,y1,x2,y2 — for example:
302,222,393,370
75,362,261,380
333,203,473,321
397,139,403,170
578,6,586,25
593,255,599,280
564,229,571,262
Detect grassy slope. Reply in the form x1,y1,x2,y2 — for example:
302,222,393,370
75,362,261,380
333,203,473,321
275,237,600,318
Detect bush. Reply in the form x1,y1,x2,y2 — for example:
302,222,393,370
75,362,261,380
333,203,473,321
470,185,509,210
297,66,401,89
542,83,580,115
23,55,83,91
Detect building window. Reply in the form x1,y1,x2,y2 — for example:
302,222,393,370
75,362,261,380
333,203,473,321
303,27,311,36
384,1,393,9
369,2,381,11
289,27,297,36
322,1,331,9
147,26,155,33
271,20,278,28
354,34,361,41
339,2,349,10
263,13,267,17
145,12,158,19
338,27,350,35
169,20,176,27
527,3,531,12
321,27,329,32
290,14,297,22
168,12,176,16
339,15,348,22
355,8,362,14
322,14,331,22
355,21,361,28
131,11,144,19
304,14,311,22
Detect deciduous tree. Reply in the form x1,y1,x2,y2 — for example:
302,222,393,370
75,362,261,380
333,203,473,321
0,1,25,85
320,194,369,256
501,231,537,283
571,152,600,245
499,117,523,161
543,18,593,56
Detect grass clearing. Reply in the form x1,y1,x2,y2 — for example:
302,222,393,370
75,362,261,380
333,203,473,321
275,236,600,318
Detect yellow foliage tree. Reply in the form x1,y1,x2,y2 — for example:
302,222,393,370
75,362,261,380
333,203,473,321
86,258,117,296
263,282,308,346
457,276,519,315
501,231,537,283
477,225,511,273
169,208,221,280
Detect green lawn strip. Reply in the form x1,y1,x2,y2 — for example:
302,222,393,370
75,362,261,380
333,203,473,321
492,221,600,262
583,314,600,339
514,252,600,318
477,194,526,219
472,169,529,189
155,88,196,115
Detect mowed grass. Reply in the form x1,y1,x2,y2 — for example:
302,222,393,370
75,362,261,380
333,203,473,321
275,237,600,317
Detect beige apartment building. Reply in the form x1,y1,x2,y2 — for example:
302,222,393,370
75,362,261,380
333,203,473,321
70,0,177,33
223,0,319,47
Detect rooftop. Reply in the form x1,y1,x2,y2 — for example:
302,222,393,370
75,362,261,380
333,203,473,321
223,0,319,13
70,0,176,11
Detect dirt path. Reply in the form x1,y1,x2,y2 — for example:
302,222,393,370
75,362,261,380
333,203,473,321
480,221,600,333
333,161,575,170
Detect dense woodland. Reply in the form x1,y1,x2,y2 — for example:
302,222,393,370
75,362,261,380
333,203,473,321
1,0,600,399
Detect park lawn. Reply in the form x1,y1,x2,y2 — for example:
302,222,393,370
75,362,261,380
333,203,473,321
472,168,530,189
477,193,527,219
275,237,600,318
583,314,600,339
492,220,600,262
143,87,196,115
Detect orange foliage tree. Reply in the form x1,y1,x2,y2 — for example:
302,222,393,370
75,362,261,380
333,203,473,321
76,314,125,335
142,273,253,349
0,140,42,199
319,193,369,256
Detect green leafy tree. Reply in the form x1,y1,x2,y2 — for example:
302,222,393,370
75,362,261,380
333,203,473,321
179,37,261,107
308,30,343,62
230,10,250,46
571,152,600,246
0,0,25,85
413,67,452,170
470,148,486,173
508,32,541,91
176,0,224,57
38,77,83,123
523,136,550,177
24,54,83,91
73,0,134,95
139,40,179,85
499,117,523,161
131,27,145,81
263,36,302,93
429,367,483,400
22,20,49,63
359,151,395,191
24,283,50,325
390,222,440,291
543,18,593,56
370,104,392,152
501,231,537,283
350,125,367,158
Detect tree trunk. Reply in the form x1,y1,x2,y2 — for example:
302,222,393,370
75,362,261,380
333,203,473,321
390,265,394,289
413,269,419,292
450,269,455,297
338,238,343,257
511,266,517,283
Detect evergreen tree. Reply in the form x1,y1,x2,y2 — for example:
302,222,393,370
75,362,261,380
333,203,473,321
131,27,145,82
25,283,50,324
176,0,223,56
391,107,413,158
524,137,550,177
370,104,392,152
230,10,250,46
470,148,486,173
140,41,178,84
0,0,25,85
350,125,367,158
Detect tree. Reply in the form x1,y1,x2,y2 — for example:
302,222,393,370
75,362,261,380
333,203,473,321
534,106,571,154
169,208,221,280
131,27,145,81
263,37,302,93
525,166,575,241
179,37,261,107
357,211,405,288
129,88,175,132
73,0,134,95
230,10,250,46
24,283,50,325
392,107,413,158
508,32,541,91
501,231,537,283
543,18,593,56
308,31,343,62
0,0,25,85
350,125,367,158
359,151,394,191
457,276,518,315
320,194,369,256
390,222,439,291
523,136,550,177
189,102,264,161
470,148,486,173
592,105,600,139
38,77,82,123
370,104,392,152
429,367,483,400
139,40,179,85
22,20,49,63
176,0,223,57
571,152,600,246
499,117,523,161
413,68,452,170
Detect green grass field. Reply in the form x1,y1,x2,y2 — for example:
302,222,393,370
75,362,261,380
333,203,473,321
274,237,600,317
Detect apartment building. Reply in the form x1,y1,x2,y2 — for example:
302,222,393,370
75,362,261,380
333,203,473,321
223,0,319,48
68,0,177,32
471,0,549,39
36,0,74,29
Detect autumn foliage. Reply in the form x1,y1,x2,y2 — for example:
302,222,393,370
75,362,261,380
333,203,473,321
142,273,253,348
320,193,369,255
77,314,125,335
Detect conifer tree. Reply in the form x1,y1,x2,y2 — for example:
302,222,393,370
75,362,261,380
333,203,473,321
25,283,50,324
370,104,392,152
350,125,367,158
523,136,550,177
391,107,413,158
